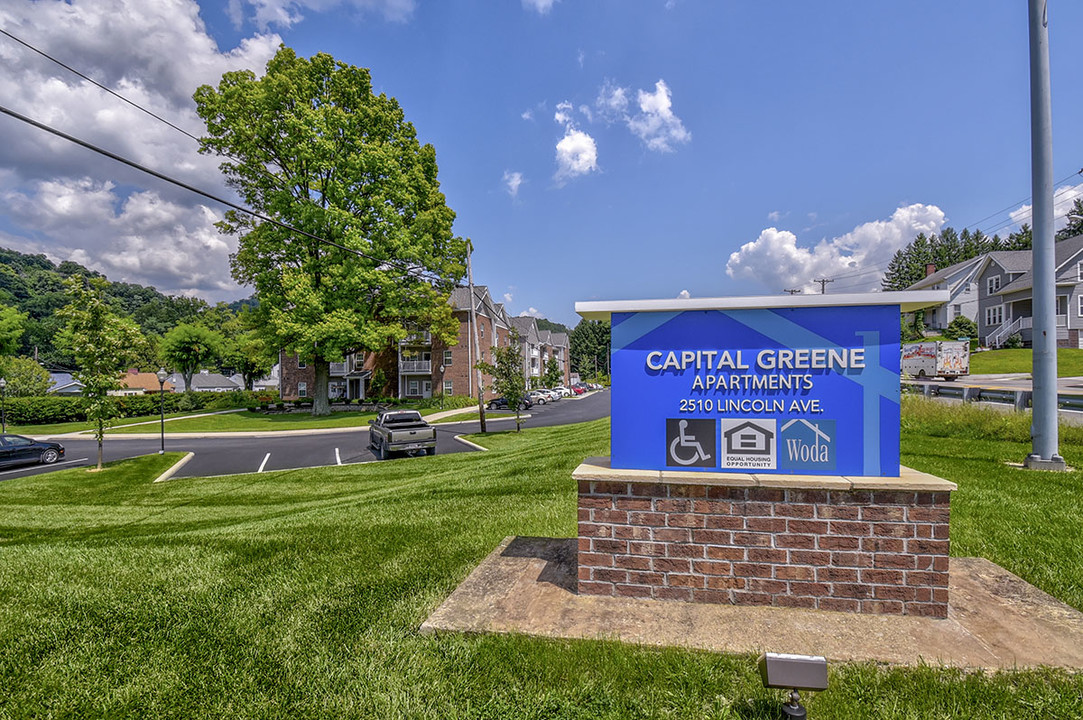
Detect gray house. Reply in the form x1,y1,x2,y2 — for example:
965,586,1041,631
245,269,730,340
907,233,1083,348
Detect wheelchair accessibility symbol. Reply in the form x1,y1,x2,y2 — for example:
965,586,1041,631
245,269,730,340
665,418,716,468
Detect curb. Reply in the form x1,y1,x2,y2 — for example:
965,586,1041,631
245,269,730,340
154,452,195,483
453,435,489,452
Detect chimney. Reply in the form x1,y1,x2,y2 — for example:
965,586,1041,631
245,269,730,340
925,263,936,277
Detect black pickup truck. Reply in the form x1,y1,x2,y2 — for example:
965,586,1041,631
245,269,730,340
368,410,437,460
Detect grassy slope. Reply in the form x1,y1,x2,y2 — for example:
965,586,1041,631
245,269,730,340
1,413,1082,718
969,347,1083,376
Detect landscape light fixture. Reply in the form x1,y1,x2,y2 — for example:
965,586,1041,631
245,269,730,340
758,652,828,719
156,368,169,454
439,364,445,410
0,377,7,433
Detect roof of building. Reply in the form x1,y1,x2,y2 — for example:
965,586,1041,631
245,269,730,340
119,370,175,393
48,372,84,393
171,371,240,391
998,234,1083,296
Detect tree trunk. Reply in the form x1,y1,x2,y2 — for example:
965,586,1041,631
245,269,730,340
96,417,104,470
182,370,194,392
312,359,331,416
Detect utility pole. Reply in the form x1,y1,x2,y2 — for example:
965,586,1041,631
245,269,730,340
783,288,802,295
467,241,487,433
813,278,833,294
1024,0,1064,470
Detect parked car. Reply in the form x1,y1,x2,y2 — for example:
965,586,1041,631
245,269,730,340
368,410,437,460
570,384,586,395
552,386,571,398
487,395,532,410
528,390,549,405
0,434,64,467
537,389,560,402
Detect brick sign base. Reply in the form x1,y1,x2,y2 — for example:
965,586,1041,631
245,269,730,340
575,458,956,618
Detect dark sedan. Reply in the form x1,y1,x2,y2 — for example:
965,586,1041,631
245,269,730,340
0,434,64,467
487,396,533,411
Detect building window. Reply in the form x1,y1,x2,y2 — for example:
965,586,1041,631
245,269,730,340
408,378,419,395
1079,295,1083,316
297,381,307,398
1078,261,1083,281
987,276,1001,294
297,358,306,369
985,305,1003,327
443,380,453,395
443,349,453,365
951,304,961,317
964,284,972,294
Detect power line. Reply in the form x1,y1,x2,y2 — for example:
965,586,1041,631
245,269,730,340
812,278,833,294
783,288,802,295
0,27,201,144
0,103,450,288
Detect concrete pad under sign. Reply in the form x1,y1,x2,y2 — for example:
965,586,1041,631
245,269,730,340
421,536,1083,670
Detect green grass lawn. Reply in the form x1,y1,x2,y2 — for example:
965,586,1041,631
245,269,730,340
969,347,1083,376
2,408,1083,717
430,410,517,424
104,408,381,433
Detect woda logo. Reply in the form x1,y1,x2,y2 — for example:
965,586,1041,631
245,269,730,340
778,419,836,471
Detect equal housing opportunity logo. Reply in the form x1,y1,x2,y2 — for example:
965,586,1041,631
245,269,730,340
720,419,776,470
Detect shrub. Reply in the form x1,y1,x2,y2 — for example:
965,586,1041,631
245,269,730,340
1005,333,1024,349
945,315,978,341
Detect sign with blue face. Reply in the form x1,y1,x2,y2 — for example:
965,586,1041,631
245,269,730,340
610,306,900,476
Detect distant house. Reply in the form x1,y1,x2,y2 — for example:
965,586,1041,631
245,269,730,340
169,370,240,392
229,362,280,393
906,233,1083,348
48,372,85,396
113,369,175,396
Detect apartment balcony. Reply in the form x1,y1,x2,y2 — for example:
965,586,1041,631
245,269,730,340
399,331,432,346
400,360,432,374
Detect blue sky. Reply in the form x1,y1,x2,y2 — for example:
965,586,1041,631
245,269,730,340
1,1,1082,328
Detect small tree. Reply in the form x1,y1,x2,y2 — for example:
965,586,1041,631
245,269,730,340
543,355,562,388
0,356,51,397
945,315,978,341
57,276,147,470
160,323,224,391
476,338,527,432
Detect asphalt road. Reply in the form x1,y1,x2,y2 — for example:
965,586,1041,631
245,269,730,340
0,390,610,482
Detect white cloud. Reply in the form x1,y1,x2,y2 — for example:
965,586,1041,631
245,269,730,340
626,80,690,152
1009,182,1083,232
1,178,240,298
595,80,629,121
725,204,946,293
0,0,284,298
503,292,514,303
554,100,574,126
239,0,416,29
577,49,585,68
593,78,689,152
503,171,524,198
519,307,545,318
554,129,598,183
522,0,557,14
677,289,691,299
521,109,534,121
767,210,783,222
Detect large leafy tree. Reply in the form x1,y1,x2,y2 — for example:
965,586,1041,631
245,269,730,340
0,304,26,358
56,277,147,470
160,323,224,391
194,47,467,415
0,356,51,397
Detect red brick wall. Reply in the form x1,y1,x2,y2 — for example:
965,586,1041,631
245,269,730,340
430,311,502,401
577,480,950,617
279,352,314,401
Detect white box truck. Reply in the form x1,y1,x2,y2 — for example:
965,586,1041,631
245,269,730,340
902,341,970,380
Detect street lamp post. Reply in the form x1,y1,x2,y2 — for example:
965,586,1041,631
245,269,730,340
439,364,445,410
156,368,168,454
0,378,6,434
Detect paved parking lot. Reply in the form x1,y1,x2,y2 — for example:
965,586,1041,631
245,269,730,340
0,390,610,481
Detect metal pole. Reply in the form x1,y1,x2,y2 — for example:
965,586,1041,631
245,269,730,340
1,381,6,434
467,241,487,433
159,378,165,454
1024,0,1065,470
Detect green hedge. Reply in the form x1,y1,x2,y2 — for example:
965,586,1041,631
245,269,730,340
6,390,275,426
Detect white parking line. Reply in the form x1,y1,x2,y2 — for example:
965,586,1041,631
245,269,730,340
335,447,342,465
258,453,270,473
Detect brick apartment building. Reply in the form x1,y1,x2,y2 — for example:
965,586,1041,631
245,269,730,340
278,285,570,401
